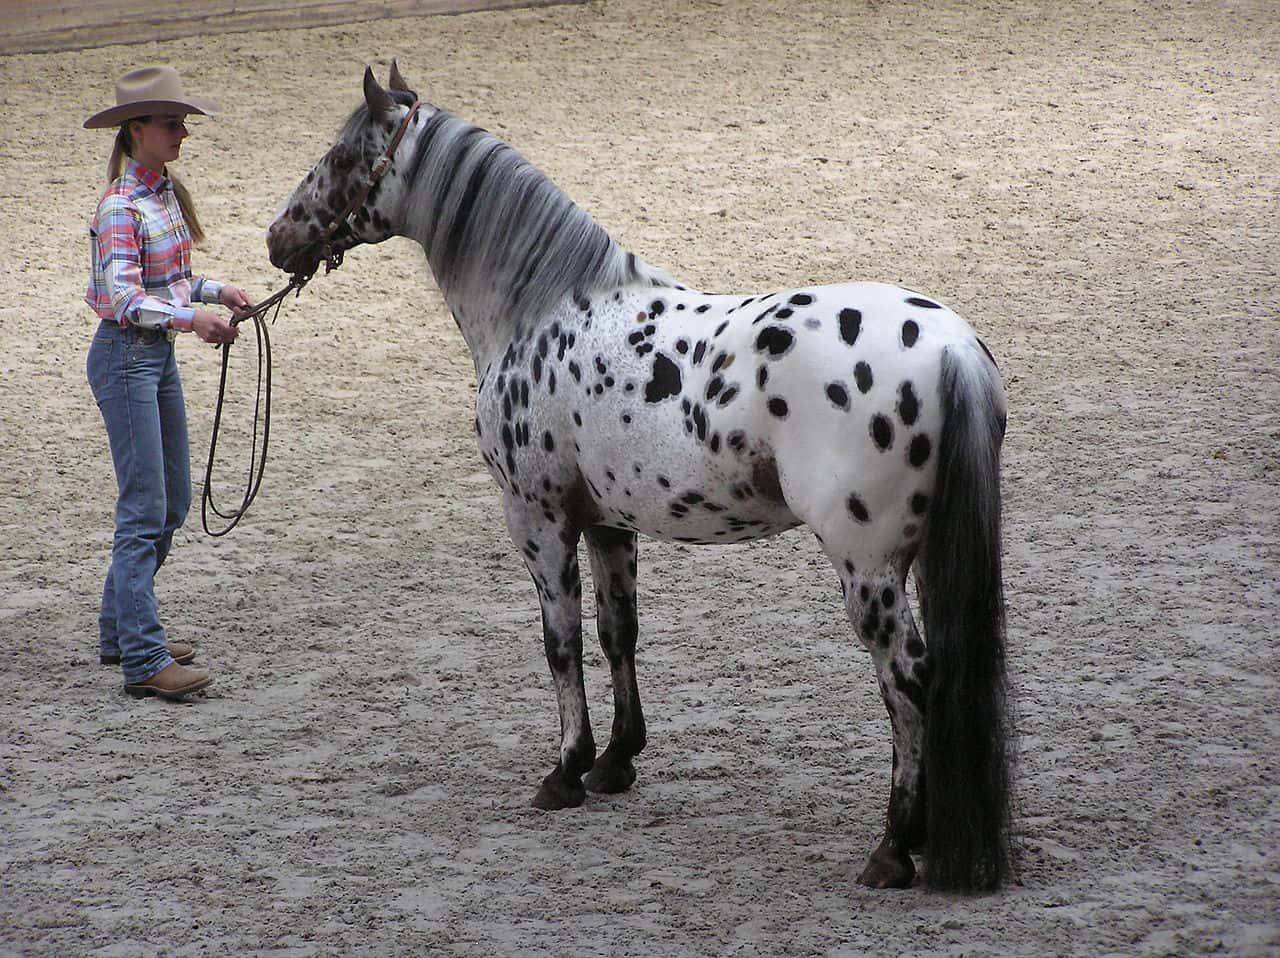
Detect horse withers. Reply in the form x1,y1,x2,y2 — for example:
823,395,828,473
266,63,1016,893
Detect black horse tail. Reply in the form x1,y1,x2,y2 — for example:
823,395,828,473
918,343,1016,892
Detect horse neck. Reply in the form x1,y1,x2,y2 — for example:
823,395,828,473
394,109,676,366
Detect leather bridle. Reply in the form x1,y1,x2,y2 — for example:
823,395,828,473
297,96,423,282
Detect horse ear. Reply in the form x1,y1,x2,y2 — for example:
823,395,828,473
388,58,411,93
363,65,395,117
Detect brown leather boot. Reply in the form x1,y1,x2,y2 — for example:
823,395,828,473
124,662,213,700
101,641,196,666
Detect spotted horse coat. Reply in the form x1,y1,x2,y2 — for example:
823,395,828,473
267,64,1016,893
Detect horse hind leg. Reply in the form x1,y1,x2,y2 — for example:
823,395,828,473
582,525,646,794
503,495,596,810
839,561,929,890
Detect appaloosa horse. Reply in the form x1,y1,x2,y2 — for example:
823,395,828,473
267,63,1015,892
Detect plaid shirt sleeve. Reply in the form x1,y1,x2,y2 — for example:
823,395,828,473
92,192,149,325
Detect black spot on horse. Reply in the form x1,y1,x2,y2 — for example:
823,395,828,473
910,492,929,515
543,431,555,452
847,493,870,523
826,382,849,410
692,404,708,441
906,296,942,309
717,385,738,407
871,414,893,451
644,353,683,403
650,299,666,316
695,303,711,314
839,308,862,346
854,361,873,394
908,434,932,468
692,341,707,365
767,397,789,418
898,381,920,425
902,320,919,348
789,292,814,307
757,366,769,390
675,339,690,355
755,325,795,358
705,376,724,401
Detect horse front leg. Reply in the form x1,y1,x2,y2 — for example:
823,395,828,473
504,497,596,810
582,525,645,794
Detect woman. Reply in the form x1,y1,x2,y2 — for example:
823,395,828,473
84,66,254,700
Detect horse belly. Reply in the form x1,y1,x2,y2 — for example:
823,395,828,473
577,423,801,544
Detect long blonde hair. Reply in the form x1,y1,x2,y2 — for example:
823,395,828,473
108,121,205,245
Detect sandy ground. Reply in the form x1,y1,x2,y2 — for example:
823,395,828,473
1,0,1277,954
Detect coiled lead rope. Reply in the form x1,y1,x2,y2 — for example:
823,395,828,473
200,276,307,536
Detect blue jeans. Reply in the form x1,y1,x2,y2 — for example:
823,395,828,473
87,321,191,683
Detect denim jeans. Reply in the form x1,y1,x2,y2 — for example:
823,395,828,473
87,321,191,683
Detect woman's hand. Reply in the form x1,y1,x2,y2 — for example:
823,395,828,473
192,309,238,345
218,284,256,315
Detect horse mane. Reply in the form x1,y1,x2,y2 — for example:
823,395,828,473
348,94,678,327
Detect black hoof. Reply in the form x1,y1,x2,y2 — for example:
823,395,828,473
584,750,637,794
531,771,586,810
857,839,917,890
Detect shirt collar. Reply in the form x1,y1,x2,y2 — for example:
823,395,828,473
125,158,172,194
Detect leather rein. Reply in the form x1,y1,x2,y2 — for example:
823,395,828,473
201,98,423,536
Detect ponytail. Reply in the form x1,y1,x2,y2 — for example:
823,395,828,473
169,174,205,246
108,120,206,247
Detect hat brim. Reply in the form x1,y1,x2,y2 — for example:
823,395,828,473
83,96,220,130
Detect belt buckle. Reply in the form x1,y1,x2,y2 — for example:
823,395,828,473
166,327,178,343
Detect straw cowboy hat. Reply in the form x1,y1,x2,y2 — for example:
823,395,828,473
83,65,220,129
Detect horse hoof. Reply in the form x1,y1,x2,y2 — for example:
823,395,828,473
531,774,585,810
857,847,916,890
584,753,637,794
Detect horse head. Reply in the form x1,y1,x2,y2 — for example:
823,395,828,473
266,62,421,278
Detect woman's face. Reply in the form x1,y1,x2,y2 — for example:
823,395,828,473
129,114,189,171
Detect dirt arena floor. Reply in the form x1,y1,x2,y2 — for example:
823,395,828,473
1,0,1277,954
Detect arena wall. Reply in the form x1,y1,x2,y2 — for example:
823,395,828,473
0,0,582,56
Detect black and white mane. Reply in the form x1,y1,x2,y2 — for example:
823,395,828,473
352,94,678,330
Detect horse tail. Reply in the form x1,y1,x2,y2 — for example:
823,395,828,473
918,343,1016,892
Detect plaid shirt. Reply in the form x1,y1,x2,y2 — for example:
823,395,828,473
85,159,219,328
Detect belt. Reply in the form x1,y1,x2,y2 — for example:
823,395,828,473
133,325,178,345
97,320,176,344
